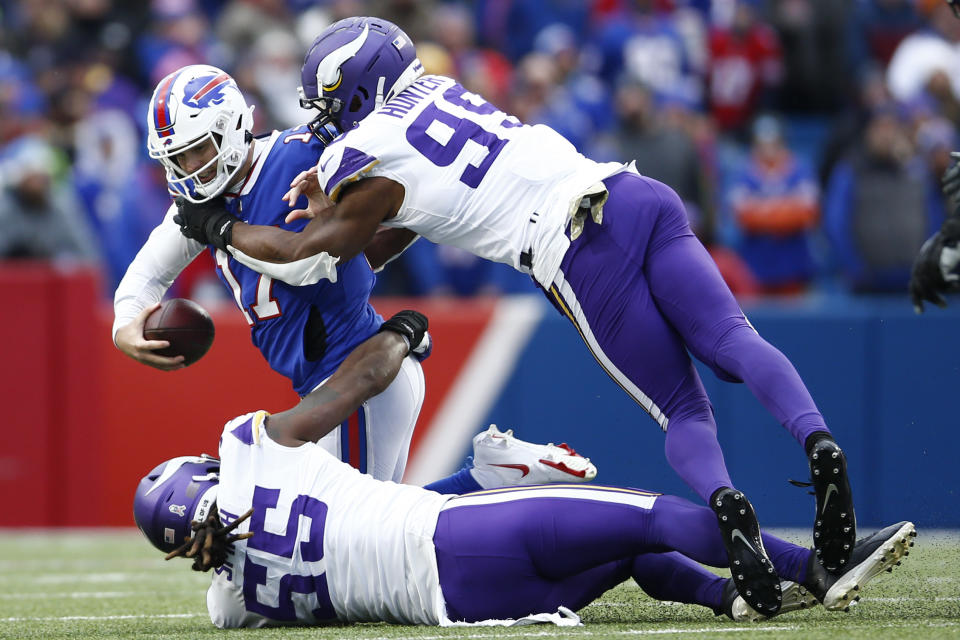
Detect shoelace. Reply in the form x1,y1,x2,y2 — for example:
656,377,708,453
788,478,815,496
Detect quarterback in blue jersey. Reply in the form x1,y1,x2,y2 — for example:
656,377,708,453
113,65,597,491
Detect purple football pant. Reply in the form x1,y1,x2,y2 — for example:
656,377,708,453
544,171,829,501
433,486,811,622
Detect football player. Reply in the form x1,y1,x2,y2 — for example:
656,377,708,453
172,19,857,613
133,324,915,628
910,1,960,310
113,65,596,493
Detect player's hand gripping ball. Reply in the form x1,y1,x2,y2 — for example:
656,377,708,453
143,299,215,366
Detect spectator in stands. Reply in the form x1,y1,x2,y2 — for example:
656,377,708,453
886,1,960,122
592,0,703,108
232,28,304,131
612,79,712,237
510,52,594,152
846,0,924,81
72,107,144,289
471,0,591,63
429,4,513,110
824,107,941,292
533,24,615,142
0,136,99,263
214,0,293,60
137,0,221,85
370,0,439,43
725,115,820,294
768,0,850,114
706,0,783,139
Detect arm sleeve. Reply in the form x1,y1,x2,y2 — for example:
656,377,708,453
112,203,205,344
227,246,340,286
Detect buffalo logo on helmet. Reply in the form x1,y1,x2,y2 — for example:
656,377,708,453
168,504,187,517
183,73,234,108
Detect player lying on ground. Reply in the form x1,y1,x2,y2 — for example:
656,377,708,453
114,64,591,494
134,328,916,628
173,18,861,613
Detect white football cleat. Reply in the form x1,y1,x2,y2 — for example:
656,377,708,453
469,424,597,488
726,580,819,622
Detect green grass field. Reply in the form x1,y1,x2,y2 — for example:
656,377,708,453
1,528,958,640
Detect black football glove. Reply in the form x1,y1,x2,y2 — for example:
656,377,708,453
941,153,960,209
173,196,239,252
910,217,960,313
378,310,431,360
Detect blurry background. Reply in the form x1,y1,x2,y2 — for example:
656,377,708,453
0,0,957,529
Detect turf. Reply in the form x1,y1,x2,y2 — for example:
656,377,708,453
1,528,958,640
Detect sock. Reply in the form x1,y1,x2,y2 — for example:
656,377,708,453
423,465,483,494
804,430,834,456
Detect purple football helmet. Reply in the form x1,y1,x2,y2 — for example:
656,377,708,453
299,16,423,140
133,454,220,554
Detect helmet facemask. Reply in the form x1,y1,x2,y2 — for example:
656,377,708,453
298,86,342,144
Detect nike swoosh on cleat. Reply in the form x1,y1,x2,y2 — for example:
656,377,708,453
822,484,838,514
491,463,529,478
731,528,755,551
319,157,331,172
540,458,587,478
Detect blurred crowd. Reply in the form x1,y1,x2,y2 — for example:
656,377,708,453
1,0,957,301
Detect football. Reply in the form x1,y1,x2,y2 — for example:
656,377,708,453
143,298,215,366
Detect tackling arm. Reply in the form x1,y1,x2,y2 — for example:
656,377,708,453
364,227,420,272
265,311,426,446
231,177,404,266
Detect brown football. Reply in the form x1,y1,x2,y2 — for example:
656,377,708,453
143,298,215,366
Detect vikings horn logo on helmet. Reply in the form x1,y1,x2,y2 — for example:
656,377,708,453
316,23,370,93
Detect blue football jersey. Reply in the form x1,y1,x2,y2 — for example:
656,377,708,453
213,126,381,396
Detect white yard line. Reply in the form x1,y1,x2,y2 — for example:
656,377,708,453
359,628,801,640
360,621,960,640
0,613,205,623
19,572,200,585
868,596,960,602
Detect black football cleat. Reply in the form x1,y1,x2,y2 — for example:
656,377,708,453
803,521,916,611
712,488,782,615
809,438,856,573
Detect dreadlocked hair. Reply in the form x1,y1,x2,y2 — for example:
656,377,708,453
164,506,254,572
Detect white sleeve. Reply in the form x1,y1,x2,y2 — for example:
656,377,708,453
227,246,339,286
112,203,205,344
207,573,272,629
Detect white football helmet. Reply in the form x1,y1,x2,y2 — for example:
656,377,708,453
146,65,254,202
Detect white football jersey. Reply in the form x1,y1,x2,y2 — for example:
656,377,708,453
208,411,451,628
315,74,629,286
